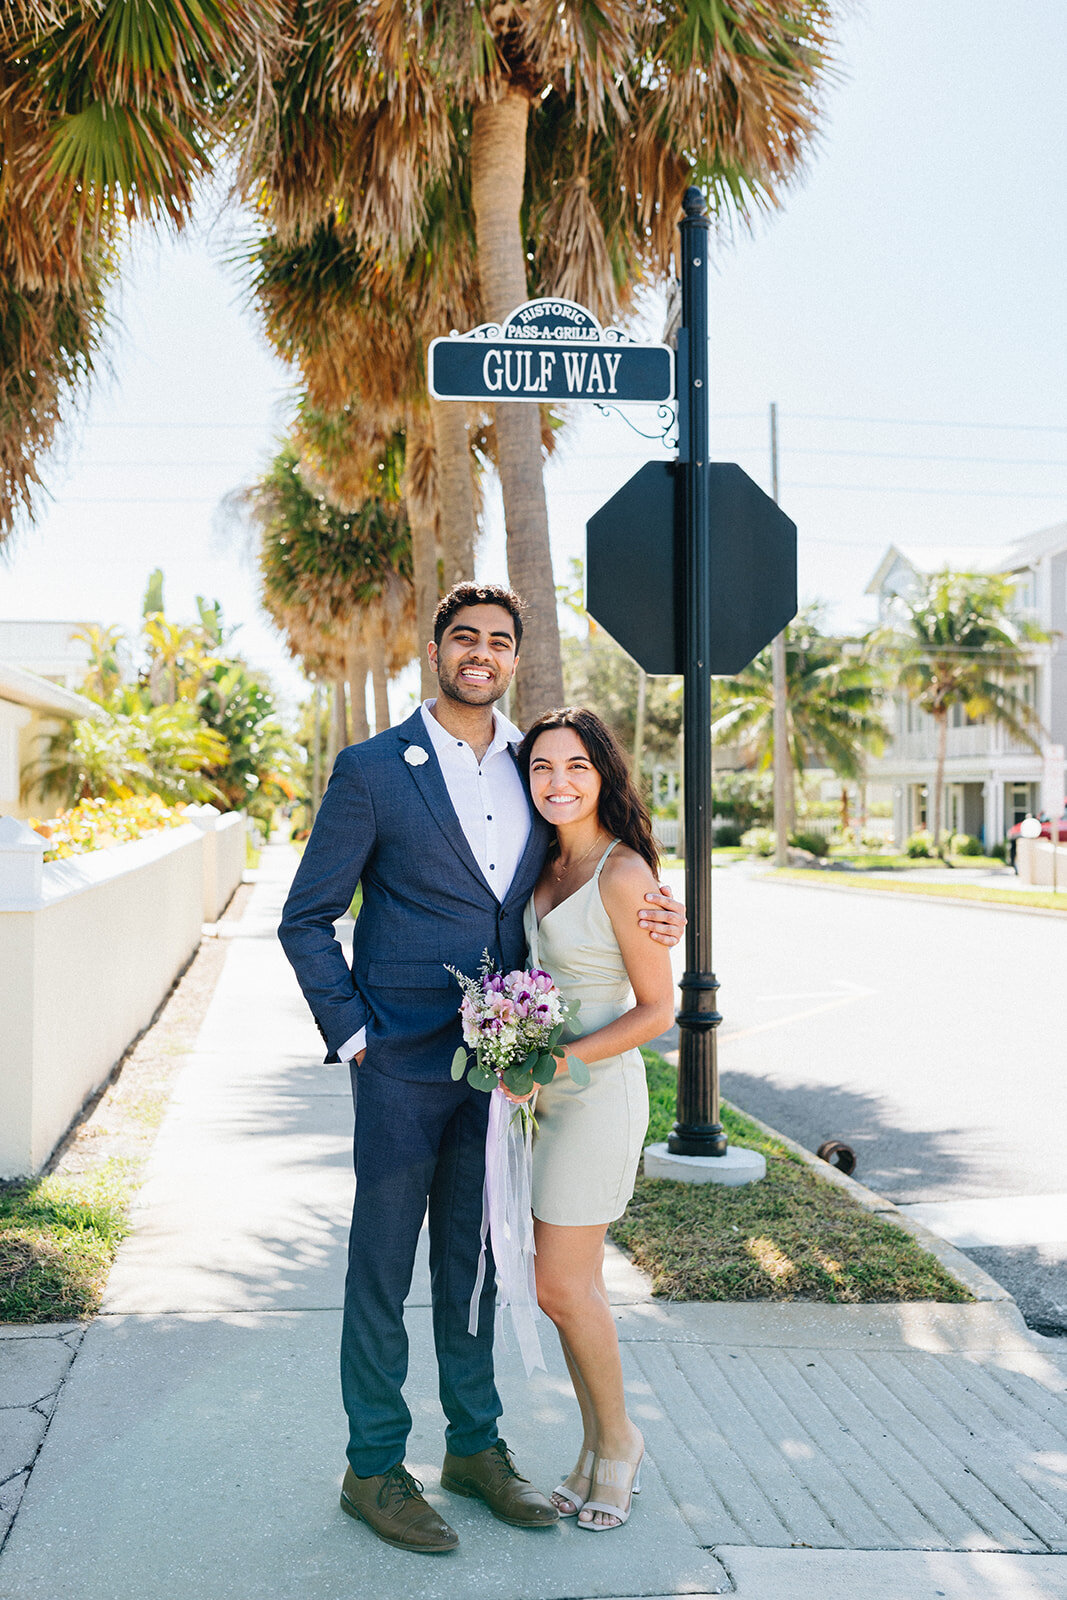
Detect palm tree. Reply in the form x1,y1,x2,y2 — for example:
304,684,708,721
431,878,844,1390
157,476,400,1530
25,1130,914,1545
250,442,417,740
712,608,888,829
0,0,280,543
343,0,835,722
248,209,482,686
878,571,1049,854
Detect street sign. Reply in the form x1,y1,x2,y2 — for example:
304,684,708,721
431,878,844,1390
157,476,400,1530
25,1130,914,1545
428,298,674,405
586,460,797,676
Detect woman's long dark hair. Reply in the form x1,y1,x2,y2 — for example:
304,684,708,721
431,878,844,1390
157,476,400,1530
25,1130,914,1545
517,707,659,876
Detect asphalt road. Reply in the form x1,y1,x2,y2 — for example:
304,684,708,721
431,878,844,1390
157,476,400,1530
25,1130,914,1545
657,864,1067,1335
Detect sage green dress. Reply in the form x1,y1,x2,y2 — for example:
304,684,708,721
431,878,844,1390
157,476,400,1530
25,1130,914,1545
523,841,650,1226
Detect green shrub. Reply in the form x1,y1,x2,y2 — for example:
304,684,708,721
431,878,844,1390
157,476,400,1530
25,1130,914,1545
713,823,744,848
711,772,773,828
989,839,1008,861
952,833,985,857
906,829,935,858
741,826,775,856
790,829,829,857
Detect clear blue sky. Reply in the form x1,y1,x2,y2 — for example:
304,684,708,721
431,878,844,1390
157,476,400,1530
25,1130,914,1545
2,0,1064,716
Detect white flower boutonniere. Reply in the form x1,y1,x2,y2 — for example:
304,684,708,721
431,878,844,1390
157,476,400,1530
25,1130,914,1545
404,745,430,766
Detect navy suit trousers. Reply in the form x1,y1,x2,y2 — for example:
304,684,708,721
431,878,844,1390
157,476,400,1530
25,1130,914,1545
341,1061,500,1476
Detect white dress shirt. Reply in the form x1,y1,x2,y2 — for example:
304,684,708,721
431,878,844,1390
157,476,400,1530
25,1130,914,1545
337,701,532,1061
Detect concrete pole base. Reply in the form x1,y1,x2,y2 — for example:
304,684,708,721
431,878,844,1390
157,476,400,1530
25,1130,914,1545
644,1141,766,1186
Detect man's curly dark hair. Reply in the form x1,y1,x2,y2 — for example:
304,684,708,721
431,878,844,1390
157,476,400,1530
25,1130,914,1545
432,582,526,649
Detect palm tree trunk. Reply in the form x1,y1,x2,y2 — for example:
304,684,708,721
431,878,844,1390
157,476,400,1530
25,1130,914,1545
470,90,564,727
633,667,647,780
932,709,948,854
346,634,370,744
330,678,347,762
430,397,476,588
403,413,439,700
371,655,390,735
311,680,322,820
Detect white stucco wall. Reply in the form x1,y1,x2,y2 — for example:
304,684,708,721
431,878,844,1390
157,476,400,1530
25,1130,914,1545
1016,835,1067,890
0,822,204,1178
187,806,246,921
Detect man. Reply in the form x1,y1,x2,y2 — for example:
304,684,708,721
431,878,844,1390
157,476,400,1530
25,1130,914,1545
279,583,683,1555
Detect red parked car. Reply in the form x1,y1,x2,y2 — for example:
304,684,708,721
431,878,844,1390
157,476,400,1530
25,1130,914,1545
1008,812,1067,843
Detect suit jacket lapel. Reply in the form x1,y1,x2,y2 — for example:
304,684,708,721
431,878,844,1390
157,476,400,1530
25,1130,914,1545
396,711,494,898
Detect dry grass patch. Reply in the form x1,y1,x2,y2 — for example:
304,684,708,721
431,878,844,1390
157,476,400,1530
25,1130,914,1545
610,1052,973,1305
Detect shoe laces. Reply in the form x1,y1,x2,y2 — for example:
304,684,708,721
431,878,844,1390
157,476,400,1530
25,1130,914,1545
377,1464,425,1510
488,1440,526,1485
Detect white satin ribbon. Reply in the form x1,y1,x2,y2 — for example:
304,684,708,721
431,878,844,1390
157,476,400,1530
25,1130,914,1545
468,1089,546,1377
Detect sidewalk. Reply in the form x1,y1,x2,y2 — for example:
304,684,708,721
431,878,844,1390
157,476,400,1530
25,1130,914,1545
2,843,1066,1600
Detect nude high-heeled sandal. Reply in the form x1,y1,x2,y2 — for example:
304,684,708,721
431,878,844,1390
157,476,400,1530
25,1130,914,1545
577,1449,644,1530
551,1448,596,1516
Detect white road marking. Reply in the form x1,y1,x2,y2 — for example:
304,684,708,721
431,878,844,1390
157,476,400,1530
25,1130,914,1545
722,991,871,1042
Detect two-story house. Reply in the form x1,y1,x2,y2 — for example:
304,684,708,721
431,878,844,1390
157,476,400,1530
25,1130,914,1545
865,521,1067,848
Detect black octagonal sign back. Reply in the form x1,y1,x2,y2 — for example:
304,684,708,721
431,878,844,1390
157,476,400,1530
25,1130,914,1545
586,461,796,676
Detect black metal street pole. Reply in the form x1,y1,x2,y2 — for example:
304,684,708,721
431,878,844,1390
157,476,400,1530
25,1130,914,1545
669,186,727,1159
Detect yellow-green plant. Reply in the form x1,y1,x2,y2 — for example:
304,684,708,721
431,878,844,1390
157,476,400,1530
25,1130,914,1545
27,794,188,860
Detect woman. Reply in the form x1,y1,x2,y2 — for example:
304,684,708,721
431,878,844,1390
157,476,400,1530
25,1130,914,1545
514,708,675,1532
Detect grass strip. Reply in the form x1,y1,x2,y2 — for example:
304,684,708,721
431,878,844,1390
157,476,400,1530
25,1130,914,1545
772,867,1067,914
609,1051,972,1305
0,1162,134,1321
826,851,1003,871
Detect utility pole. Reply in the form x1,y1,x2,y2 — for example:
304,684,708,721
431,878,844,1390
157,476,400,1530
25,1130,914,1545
770,402,790,869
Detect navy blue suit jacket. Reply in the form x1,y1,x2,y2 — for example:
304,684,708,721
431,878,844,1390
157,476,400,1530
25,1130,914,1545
278,708,552,1081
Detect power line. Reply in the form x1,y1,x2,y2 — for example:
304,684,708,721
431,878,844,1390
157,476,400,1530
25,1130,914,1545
784,413,1067,433
784,447,1067,468
786,483,1065,500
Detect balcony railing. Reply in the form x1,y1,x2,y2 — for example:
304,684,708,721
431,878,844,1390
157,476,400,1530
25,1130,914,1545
893,723,1036,761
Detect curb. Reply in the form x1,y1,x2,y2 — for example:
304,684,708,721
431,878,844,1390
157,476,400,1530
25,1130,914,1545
721,1097,1015,1307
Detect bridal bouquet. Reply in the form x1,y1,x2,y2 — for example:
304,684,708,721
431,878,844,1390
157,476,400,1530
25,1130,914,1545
446,952,589,1378
447,951,590,1110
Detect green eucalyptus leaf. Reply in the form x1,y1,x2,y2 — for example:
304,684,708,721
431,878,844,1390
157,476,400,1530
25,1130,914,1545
547,1022,564,1050
502,1066,535,1096
567,1054,591,1087
451,1046,468,1081
467,1062,497,1092
522,1048,541,1072
531,1055,556,1086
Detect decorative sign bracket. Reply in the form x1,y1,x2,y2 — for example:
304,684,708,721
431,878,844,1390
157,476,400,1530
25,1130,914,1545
428,298,675,406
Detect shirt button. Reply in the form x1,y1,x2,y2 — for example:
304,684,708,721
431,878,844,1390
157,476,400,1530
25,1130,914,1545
489,864,495,870
487,814,493,821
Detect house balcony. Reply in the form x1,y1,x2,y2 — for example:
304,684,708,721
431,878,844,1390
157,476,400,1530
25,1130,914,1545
891,723,1036,762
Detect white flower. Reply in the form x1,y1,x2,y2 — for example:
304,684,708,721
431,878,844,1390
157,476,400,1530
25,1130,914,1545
404,746,430,766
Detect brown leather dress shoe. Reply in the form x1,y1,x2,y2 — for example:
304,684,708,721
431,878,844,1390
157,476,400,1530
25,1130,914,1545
340,1464,459,1554
440,1440,559,1528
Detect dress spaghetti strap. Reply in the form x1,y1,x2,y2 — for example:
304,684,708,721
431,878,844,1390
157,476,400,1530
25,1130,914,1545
591,839,620,882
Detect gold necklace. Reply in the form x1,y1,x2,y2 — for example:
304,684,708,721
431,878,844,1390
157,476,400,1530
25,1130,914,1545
552,832,606,884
